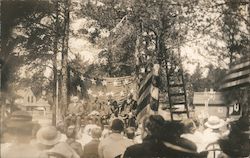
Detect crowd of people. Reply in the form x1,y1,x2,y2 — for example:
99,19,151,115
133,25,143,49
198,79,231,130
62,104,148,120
1,94,250,158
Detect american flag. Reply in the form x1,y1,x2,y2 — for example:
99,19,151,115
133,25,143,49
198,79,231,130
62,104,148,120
220,58,250,90
136,64,160,122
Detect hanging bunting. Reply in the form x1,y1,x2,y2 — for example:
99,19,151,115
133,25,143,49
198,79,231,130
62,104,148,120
68,68,136,102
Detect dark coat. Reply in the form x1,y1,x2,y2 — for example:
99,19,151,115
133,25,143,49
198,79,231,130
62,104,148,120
66,139,83,157
83,139,100,158
120,100,137,114
123,137,207,158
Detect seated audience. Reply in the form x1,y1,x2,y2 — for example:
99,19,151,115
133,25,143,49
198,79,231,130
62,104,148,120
123,115,207,158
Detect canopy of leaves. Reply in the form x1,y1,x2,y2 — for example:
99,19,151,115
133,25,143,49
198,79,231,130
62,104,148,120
1,1,52,93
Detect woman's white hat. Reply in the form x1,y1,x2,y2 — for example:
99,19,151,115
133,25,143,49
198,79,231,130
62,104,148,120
205,116,226,129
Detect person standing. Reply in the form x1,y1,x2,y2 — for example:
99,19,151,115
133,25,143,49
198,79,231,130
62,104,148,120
120,94,137,127
98,118,133,158
67,96,84,128
120,94,137,115
110,101,119,117
67,96,84,116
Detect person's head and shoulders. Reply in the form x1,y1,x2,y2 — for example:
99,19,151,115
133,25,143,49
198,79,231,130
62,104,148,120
123,115,167,157
203,115,227,141
84,127,102,157
125,127,136,144
35,125,80,158
99,118,133,158
101,118,127,142
65,125,83,156
83,116,100,135
86,127,102,146
34,125,61,151
69,96,80,105
68,96,83,114
124,93,136,105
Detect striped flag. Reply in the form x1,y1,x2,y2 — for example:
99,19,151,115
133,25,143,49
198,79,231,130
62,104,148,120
220,58,250,90
137,64,160,121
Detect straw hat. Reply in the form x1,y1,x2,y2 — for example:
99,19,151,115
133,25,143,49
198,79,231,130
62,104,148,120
36,126,61,146
205,116,226,129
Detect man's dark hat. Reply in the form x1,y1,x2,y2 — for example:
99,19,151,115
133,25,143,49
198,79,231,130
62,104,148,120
111,118,124,132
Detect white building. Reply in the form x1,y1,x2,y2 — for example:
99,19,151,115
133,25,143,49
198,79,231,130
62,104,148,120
15,87,50,111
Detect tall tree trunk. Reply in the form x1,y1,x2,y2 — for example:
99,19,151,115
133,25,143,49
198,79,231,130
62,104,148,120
60,0,70,118
52,0,59,125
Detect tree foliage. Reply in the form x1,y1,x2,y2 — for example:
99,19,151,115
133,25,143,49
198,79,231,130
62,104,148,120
1,1,52,95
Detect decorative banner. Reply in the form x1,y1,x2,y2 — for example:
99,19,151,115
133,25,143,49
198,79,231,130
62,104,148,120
69,68,136,104
85,76,136,104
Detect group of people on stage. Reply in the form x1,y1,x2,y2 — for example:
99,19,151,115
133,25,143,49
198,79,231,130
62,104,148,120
65,93,138,129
